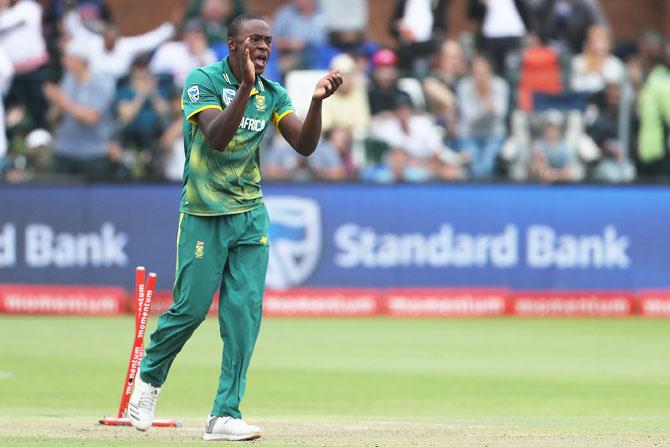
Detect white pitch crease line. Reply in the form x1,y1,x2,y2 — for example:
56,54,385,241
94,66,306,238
0,371,15,379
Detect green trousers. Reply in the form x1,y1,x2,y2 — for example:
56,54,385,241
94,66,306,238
140,205,270,419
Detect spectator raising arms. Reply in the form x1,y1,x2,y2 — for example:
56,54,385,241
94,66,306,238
64,7,178,81
44,41,115,180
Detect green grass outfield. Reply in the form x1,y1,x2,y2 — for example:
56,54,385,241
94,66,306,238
1,316,669,446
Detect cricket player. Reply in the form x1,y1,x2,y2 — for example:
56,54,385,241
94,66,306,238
128,13,342,441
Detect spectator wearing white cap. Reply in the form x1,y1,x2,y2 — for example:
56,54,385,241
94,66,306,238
321,53,370,135
43,40,116,180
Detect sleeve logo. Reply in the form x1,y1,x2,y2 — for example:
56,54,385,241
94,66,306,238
222,88,236,106
187,85,200,102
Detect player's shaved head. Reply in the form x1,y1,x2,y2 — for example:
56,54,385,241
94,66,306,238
227,13,266,39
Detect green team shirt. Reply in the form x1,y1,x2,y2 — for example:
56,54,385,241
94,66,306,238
180,56,295,216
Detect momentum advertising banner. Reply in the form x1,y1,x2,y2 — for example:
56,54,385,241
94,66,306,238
0,183,669,291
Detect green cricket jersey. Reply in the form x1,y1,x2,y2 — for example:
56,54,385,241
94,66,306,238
180,56,295,216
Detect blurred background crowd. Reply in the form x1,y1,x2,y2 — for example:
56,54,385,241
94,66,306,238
0,0,669,184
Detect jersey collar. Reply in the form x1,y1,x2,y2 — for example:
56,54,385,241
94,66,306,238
221,56,264,95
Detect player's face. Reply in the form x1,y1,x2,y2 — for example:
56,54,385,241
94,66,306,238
234,20,272,74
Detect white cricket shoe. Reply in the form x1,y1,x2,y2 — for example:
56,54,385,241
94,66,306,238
203,416,262,441
127,376,161,431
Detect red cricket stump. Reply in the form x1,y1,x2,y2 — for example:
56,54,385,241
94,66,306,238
99,267,181,428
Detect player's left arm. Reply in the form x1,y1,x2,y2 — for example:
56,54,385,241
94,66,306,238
279,70,343,157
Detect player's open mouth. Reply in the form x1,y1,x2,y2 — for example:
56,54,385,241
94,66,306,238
254,55,267,67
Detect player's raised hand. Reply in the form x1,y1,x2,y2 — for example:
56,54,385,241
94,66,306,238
239,37,256,87
312,70,343,101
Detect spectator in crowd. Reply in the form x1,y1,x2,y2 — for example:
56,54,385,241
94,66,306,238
321,53,371,135
467,0,530,75
457,55,509,179
0,45,13,165
150,18,216,89
43,0,114,81
324,126,359,179
514,33,563,111
371,93,465,182
368,49,405,116
261,133,302,180
637,42,670,177
272,0,327,74
307,131,350,181
47,0,113,26
637,30,665,80
43,41,115,180
116,54,172,175
321,0,368,52
571,25,624,95
159,92,185,182
587,82,636,182
0,0,50,129
185,0,245,46
422,38,466,137
2,127,52,182
262,129,349,181
529,110,582,182
528,0,605,54
64,7,178,81
390,0,449,73
185,0,244,40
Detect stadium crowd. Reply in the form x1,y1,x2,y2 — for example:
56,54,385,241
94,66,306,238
0,0,669,183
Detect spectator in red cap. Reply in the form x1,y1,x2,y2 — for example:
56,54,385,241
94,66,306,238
368,49,406,116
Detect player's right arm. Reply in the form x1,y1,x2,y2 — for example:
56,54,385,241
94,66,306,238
191,39,256,151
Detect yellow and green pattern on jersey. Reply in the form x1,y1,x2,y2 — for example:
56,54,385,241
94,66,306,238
180,56,295,216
